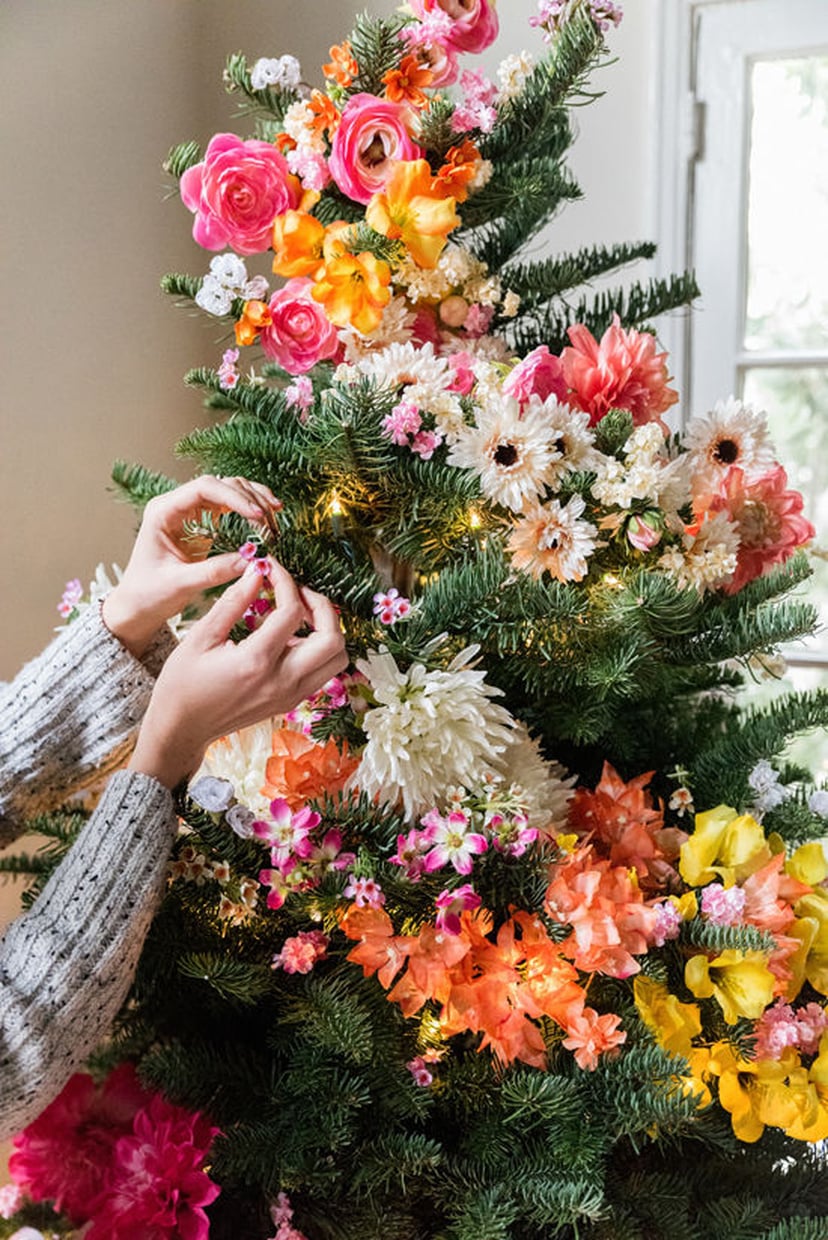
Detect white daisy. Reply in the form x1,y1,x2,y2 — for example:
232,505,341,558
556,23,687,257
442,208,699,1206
354,645,516,821
685,397,777,499
448,397,557,511
348,341,450,392
507,494,598,582
537,397,599,485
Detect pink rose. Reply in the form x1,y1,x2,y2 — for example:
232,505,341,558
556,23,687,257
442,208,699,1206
180,133,300,255
409,0,499,54
446,350,476,394
260,279,339,374
502,346,567,405
327,94,422,205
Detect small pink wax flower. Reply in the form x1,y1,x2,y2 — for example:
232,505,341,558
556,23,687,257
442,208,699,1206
259,278,339,375
435,883,482,935
373,587,412,624
344,874,386,909
406,1056,434,1086
180,132,300,255
327,94,422,205
57,577,84,618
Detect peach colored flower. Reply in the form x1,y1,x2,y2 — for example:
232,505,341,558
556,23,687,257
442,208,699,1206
328,94,423,205
561,314,679,427
259,278,339,374
180,133,300,255
707,464,815,594
272,210,329,279
234,298,272,347
561,1006,627,1071
322,40,358,88
366,158,459,268
263,728,359,810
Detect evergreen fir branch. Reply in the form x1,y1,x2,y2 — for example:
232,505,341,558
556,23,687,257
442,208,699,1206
175,419,313,498
177,953,274,1005
679,919,775,955
184,367,293,425
501,241,657,310
690,688,828,808
160,271,204,304
223,51,299,123
479,12,603,164
513,1177,609,1230
314,186,365,227
445,1185,519,1240
348,13,410,97
416,94,457,160
662,598,817,666
760,1221,828,1240
344,222,406,267
110,460,178,508
163,139,202,181
348,1132,443,1199
458,138,574,232
499,1071,585,1126
466,169,581,272
279,975,379,1066
507,271,701,356
697,1196,775,1240
181,801,266,872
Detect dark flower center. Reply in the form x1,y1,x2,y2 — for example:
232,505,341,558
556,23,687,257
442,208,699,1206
713,437,739,465
494,442,519,467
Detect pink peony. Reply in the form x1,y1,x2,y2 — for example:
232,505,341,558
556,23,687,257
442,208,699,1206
561,315,679,427
180,133,300,255
409,0,499,54
708,464,815,594
327,94,422,205
502,345,567,405
259,278,339,374
85,1093,220,1240
9,1065,149,1223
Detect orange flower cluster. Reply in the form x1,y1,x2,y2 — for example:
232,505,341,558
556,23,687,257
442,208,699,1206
568,761,686,892
323,40,358,88
340,904,624,1070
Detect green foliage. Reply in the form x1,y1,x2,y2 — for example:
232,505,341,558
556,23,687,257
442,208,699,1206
110,459,178,508
348,12,410,97
502,241,658,310
163,139,202,180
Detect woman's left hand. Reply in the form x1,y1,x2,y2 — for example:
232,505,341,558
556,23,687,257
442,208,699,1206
102,474,280,657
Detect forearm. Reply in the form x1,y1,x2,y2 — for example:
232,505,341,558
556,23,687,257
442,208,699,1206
0,606,176,843
0,770,176,1140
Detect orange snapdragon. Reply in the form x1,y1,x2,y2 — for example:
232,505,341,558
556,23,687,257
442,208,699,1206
433,138,483,204
308,89,341,138
235,299,272,347
365,159,459,269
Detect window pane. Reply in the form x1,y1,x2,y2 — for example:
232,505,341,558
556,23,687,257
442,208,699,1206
745,56,828,352
742,366,828,657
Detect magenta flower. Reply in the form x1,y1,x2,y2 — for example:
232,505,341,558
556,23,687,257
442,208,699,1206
373,587,412,625
406,1056,434,1087
434,883,482,935
489,813,538,858
390,828,429,881
180,132,300,255
344,874,386,908
422,810,488,875
84,1093,220,1240
253,800,321,866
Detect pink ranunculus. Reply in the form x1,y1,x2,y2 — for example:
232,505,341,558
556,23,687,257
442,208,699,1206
180,133,300,255
9,1065,150,1223
85,1094,220,1240
327,94,422,205
709,464,815,594
446,350,476,394
561,314,679,428
259,278,339,374
409,0,499,53
502,345,567,405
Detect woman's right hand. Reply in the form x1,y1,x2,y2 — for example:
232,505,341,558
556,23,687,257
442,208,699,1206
128,559,347,790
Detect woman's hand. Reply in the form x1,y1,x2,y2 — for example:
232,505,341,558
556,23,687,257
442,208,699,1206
128,559,348,790
102,475,280,657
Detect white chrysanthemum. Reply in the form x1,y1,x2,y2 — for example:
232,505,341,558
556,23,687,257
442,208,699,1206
507,495,598,582
448,398,557,511
685,397,777,498
250,54,302,91
497,50,536,100
490,726,575,829
195,721,275,816
658,510,739,593
338,297,417,363
355,645,517,820
349,340,450,392
534,397,599,485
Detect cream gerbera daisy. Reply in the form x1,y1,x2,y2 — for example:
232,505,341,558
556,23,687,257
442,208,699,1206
194,720,276,816
685,397,776,499
448,397,557,511
507,494,598,582
537,397,600,485
347,340,451,391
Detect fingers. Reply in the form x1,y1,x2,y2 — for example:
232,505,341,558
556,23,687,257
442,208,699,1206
144,475,280,530
179,550,249,594
191,566,264,648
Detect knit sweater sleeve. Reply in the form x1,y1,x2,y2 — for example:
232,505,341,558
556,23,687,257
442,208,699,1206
0,769,176,1139
0,606,175,847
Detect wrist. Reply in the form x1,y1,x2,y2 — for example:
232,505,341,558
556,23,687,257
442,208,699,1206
102,586,162,659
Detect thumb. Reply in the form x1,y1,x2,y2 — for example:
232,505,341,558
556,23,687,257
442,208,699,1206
191,566,264,648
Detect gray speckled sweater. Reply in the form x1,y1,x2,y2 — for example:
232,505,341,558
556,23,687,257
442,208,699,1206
0,605,178,1139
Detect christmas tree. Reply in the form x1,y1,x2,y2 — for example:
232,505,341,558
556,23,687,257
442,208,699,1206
4,2,828,1237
